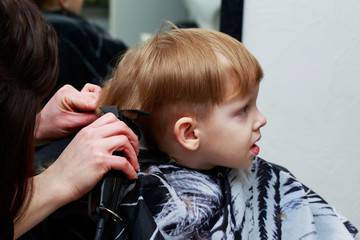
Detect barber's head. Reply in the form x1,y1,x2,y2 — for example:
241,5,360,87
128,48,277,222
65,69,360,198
0,0,58,102
0,0,58,231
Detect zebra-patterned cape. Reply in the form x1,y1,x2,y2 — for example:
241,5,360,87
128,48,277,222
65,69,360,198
113,150,358,240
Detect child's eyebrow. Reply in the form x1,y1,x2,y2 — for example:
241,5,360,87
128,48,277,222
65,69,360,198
223,91,248,102
220,96,249,112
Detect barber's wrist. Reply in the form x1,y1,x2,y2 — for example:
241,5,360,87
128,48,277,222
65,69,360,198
34,112,49,142
35,166,73,207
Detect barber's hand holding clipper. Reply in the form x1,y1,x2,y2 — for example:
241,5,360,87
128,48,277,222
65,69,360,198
16,84,139,238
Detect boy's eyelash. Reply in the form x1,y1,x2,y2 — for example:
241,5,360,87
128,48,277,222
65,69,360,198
238,106,248,115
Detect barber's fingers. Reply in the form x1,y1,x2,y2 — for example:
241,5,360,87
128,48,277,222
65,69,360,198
88,112,119,128
82,113,139,171
81,83,102,94
58,84,100,113
105,134,139,172
88,114,139,153
66,112,99,128
97,120,138,152
92,115,132,137
107,155,138,179
64,94,98,112
85,134,139,179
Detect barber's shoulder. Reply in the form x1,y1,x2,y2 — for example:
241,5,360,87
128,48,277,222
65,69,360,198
45,12,84,35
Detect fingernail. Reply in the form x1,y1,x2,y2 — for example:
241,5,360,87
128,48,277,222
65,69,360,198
132,171,139,179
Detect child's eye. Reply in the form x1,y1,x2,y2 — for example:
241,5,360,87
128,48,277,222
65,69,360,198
238,106,248,116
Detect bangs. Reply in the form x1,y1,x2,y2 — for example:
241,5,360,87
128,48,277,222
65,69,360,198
138,28,263,115
212,32,263,100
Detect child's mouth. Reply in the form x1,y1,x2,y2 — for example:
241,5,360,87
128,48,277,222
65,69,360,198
250,144,260,155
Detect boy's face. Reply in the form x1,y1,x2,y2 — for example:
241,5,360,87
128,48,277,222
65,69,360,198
196,84,267,169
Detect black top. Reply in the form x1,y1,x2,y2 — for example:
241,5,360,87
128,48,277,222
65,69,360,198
42,11,127,104
1,222,13,240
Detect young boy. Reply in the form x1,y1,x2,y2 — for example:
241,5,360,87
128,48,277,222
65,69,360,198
96,26,358,239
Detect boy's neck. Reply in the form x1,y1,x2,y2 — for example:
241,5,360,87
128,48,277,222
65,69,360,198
160,141,216,170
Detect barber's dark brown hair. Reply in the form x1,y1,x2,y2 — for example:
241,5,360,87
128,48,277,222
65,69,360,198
0,0,58,237
32,0,55,10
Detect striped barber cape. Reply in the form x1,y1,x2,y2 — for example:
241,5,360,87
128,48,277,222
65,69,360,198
111,150,358,240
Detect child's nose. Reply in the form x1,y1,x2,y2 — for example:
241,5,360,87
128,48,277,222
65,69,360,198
253,109,267,130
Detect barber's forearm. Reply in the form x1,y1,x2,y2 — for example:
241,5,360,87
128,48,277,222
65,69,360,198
13,172,70,239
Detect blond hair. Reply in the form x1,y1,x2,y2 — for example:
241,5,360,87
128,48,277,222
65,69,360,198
97,26,263,149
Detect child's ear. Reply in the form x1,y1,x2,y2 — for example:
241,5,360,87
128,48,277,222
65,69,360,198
174,117,200,151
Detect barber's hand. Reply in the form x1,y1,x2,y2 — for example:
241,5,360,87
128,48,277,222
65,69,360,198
41,113,140,203
35,84,102,142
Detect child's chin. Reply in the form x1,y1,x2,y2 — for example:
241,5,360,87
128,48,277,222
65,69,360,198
232,158,254,170
242,157,254,169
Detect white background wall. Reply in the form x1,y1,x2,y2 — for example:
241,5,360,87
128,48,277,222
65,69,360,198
109,0,360,228
242,0,360,228
109,0,189,47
